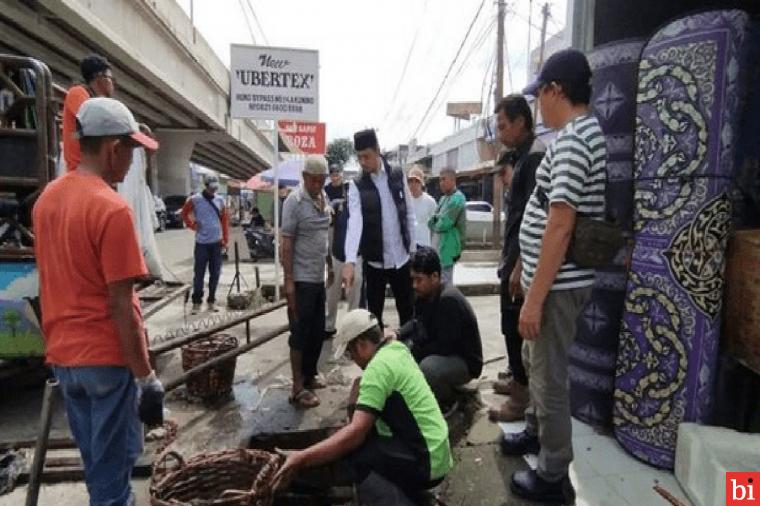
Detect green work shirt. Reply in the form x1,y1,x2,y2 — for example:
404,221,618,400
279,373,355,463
356,341,453,480
429,189,466,267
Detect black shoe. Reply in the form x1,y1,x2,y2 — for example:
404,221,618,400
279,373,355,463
510,470,575,504
500,430,540,456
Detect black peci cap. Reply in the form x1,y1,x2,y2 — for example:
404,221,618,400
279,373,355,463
354,129,379,152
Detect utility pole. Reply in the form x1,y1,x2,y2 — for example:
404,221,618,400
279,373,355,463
527,0,532,69
492,0,506,250
494,0,506,107
533,3,550,119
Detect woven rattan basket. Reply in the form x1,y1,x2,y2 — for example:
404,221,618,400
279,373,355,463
150,448,283,506
181,334,238,400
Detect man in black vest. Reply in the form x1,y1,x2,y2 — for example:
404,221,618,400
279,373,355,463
325,164,363,336
342,129,417,328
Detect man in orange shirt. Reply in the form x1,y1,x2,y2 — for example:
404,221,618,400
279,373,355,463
34,97,160,506
62,54,115,172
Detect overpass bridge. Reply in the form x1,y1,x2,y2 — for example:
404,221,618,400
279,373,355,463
0,0,275,193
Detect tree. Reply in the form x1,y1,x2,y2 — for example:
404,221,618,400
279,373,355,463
3,309,21,338
326,138,354,168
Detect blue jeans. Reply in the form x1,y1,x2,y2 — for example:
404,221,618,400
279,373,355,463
53,366,143,506
192,241,223,304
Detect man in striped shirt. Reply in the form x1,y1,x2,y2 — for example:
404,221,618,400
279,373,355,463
502,49,607,504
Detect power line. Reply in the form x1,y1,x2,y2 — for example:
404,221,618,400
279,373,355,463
246,0,270,45
386,12,491,140
382,0,429,128
411,11,496,140
480,46,496,118
413,15,496,139
408,0,487,142
238,0,257,44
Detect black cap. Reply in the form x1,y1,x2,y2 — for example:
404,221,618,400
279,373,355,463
523,49,591,97
329,163,343,174
354,129,379,152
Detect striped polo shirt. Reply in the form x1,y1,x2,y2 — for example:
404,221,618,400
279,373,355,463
519,114,607,291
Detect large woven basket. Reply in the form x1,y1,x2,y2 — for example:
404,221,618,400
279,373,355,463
150,449,283,506
181,334,238,400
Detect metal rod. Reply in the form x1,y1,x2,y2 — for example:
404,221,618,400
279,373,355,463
245,319,251,344
255,266,260,289
164,323,289,392
26,378,59,506
235,242,241,293
272,123,281,301
149,300,286,355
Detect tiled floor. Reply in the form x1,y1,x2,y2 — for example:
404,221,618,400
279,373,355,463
500,418,693,505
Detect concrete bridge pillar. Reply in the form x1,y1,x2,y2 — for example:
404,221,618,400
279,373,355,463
154,130,198,196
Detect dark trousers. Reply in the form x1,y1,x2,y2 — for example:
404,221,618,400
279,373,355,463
192,241,223,304
288,282,326,380
344,431,440,497
500,278,528,385
365,261,414,328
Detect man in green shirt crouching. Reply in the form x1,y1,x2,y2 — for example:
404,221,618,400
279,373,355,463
273,308,452,504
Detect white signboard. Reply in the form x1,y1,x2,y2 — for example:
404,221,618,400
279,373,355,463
230,44,319,121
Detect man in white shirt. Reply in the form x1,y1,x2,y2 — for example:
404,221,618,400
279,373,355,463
342,129,417,328
407,166,436,248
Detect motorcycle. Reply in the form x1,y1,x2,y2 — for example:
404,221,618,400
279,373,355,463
244,225,275,261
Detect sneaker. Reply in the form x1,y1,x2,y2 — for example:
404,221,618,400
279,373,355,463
510,470,575,504
207,302,220,313
500,430,540,456
191,303,202,315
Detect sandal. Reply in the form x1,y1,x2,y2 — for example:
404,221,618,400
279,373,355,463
304,377,327,390
289,389,320,409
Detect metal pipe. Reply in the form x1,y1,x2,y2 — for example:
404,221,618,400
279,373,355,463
152,301,285,354
164,323,289,392
150,300,286,355
26,378,59,506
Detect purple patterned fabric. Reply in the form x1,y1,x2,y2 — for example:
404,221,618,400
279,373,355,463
569,40,643,427
614,10,750,469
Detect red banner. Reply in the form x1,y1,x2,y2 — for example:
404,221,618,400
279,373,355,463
277,120,326,154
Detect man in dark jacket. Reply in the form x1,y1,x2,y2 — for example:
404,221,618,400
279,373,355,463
489,95,546,423
397,247,483,408
342,129,417,328
325,164,363,335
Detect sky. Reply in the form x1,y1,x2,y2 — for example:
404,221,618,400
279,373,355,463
178,0,567,148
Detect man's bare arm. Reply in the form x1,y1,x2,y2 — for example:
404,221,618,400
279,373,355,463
108,279,151,378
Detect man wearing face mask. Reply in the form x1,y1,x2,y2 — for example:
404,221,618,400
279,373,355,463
33,98,163,506
182,175,230,314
